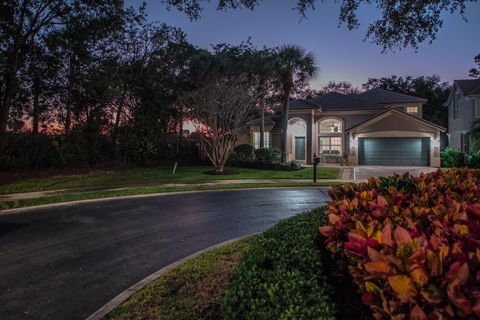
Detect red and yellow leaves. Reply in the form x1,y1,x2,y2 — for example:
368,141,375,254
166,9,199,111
410,304,427,320
365,261,393,276
393,226,412,245
388,275,417,302
319,169,480,319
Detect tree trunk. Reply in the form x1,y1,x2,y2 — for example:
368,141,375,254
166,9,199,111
0,72,15,133
65,104,72,134
259,87,266,149
176,106,183,160
32,76,41,140
112,91,126,161
281,93,290,163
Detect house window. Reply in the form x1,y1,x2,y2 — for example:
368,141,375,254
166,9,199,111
461,133,470,153
253,132,269,149
318,119,342,134
453,95,459,119
406,106,418,114
475,99,480,118
318,118,343,156
319,137,342,155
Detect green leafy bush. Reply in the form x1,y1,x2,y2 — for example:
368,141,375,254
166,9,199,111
320,169,480,319
466,153,480,168
222,208,335,319
285,160,302,171
231,144,255,161
254,147,281,163
441,147,465,167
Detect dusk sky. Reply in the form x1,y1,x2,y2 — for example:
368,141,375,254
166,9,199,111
125,0,480,89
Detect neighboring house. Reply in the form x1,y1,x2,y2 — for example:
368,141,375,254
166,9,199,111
444,79,480,153
237,88,445,167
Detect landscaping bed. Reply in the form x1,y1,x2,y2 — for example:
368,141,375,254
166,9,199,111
320,168,480,319
104,208,370,320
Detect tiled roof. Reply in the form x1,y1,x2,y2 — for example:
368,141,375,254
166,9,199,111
246,117,276,125
289,99,319,109
288,88,426,111
354,88,427,104
309,92,381,110
455,79,480,95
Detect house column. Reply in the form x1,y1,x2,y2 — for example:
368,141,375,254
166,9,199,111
302,111,311,164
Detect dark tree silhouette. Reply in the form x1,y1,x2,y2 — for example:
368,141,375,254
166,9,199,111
160,0,474,50
469,53,480,78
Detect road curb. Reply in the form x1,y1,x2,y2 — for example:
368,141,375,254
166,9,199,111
85,233,259,320
0,186,331,216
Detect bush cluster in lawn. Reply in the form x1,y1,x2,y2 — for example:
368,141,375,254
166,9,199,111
222,208,335,319
229,144,302,171
320,169,480,319
440,147,480,168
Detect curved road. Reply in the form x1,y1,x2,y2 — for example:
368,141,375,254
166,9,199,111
0,188,330,320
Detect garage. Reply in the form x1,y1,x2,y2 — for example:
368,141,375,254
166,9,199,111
358,137,430,166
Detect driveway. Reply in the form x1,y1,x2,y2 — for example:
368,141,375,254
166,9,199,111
0,188,330,320
354,166,437,180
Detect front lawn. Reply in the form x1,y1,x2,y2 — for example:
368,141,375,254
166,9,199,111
0,165,339,194
105,237,255,320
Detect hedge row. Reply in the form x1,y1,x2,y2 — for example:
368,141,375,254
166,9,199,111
320,169,480,319
221,209,335,319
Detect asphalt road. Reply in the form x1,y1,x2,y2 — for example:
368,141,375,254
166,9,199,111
0,188,330,320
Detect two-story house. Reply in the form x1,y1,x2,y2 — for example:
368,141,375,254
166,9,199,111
445,79,480,153
237,88,445,167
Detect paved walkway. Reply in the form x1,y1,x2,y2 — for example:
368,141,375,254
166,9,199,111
353,166,437,180
0,188,330,320
0,178,356,202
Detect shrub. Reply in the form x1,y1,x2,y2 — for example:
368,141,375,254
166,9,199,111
319,169,480,319
253,147,281,163
466,153,480,168
222,208,335,319
286,160,302,170
441,147,465,167
231,144,255,161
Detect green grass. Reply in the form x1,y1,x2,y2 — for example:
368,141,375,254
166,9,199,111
105,236,255,320
0,181,340,210
0,165,339,195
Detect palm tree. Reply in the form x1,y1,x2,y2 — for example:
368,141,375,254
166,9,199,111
275,45,317,163
250,48,277,148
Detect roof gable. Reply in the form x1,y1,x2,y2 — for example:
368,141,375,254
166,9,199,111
455,79,480,95
347,109,445,133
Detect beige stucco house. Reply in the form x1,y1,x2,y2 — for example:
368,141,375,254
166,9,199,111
237,88,445,167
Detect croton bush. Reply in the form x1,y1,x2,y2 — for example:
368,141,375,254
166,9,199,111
320,169,480,319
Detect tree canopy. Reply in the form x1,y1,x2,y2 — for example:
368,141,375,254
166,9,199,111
161,0,476,50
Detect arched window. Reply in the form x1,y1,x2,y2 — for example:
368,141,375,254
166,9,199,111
318,119,342,134
318,119,343,156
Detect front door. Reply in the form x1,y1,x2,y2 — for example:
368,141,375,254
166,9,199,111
295,137,306,160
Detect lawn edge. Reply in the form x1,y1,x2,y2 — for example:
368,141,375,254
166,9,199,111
0,184,335,215
86,233,259,320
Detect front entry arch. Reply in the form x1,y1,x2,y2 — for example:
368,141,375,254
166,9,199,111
287,118,307,161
